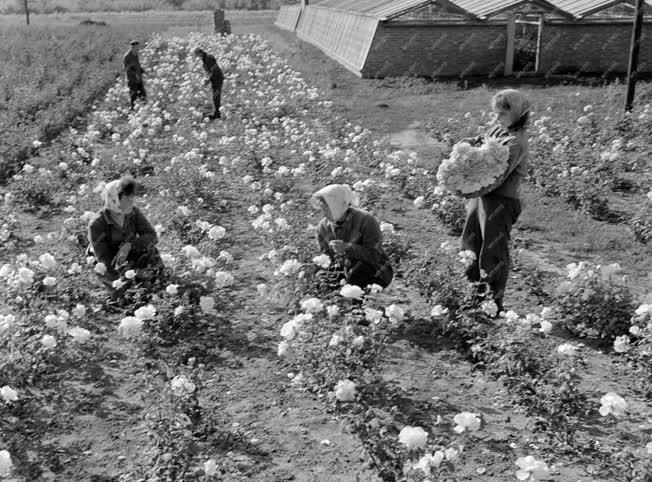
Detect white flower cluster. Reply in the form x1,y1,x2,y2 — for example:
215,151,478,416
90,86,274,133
436,136,511,195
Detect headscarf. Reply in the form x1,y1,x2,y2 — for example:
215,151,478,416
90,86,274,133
102,180,123,215
311,184,359,222
492,89,530,130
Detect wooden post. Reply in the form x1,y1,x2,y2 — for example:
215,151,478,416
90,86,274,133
535,14,544,73
214,9,227,35
505,13,516,76
24,0,30,25
625,0,646,112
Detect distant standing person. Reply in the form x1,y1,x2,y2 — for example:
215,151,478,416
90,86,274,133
123,40,147,110
194,47,224,120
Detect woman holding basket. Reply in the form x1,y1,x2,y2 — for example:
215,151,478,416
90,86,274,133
439,89,530,312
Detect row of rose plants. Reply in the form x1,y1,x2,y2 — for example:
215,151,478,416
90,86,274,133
0,33,288,479
404,244,651,479
1,31,650,480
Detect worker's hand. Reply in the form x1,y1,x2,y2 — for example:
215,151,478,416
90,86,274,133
329,240,348,256
113,242,132,268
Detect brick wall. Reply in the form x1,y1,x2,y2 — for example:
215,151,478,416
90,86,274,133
538,21,652,75
362,22,507,79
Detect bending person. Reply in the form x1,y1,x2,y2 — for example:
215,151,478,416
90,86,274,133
194,47,224,120
311,184,393,289
87,176,163,295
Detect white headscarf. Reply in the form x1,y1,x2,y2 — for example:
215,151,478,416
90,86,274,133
102,180,123,214
493,89,531,129
311,184,359,222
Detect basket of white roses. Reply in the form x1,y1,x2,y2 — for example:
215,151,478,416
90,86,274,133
436,133,514,198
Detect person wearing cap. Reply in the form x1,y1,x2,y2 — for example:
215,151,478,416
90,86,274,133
311,184,393,289
194,47,224,120
123,40,147,110
87,176,162,295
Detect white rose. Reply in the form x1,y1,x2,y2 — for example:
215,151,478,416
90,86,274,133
444,448,459,461
613,335,630,353
515,456,550,482
365,307,383,323
453,412,481,433
208,225,226,240
368,283,383,294
134,304,156,320
181,245,201,259
278,259,301,276
112,279,127,290
340,284,363,299
312,254,331,269
41,335,57,349
166,284,179,295
329,334,343,347
0,264,11,278
42,276,57,287
39,253,56,269
599,392,628,417
380,222,394,234
326,305,340,318
18,267,35,283
125,269,136,280
94,263,107,275
539,320,553,334
204,459,218,476
214,271,234,288
0,385,18,403
118,316,143,338
72,304,86,318
170,375,196,396
277,341,289,357
398,426,428,450
218,250,233,263
199,296,215,313
334,379,356,402
481,300,498,317
300,298,323,314
556,343,579,356
68,327,91,343
385,304,405,323
0,450,12,477
431,305,449,317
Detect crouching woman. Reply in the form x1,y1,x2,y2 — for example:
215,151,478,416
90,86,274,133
87,176,163,293
311,184,393,289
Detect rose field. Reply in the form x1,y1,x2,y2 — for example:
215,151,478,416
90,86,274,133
0,12,651,482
